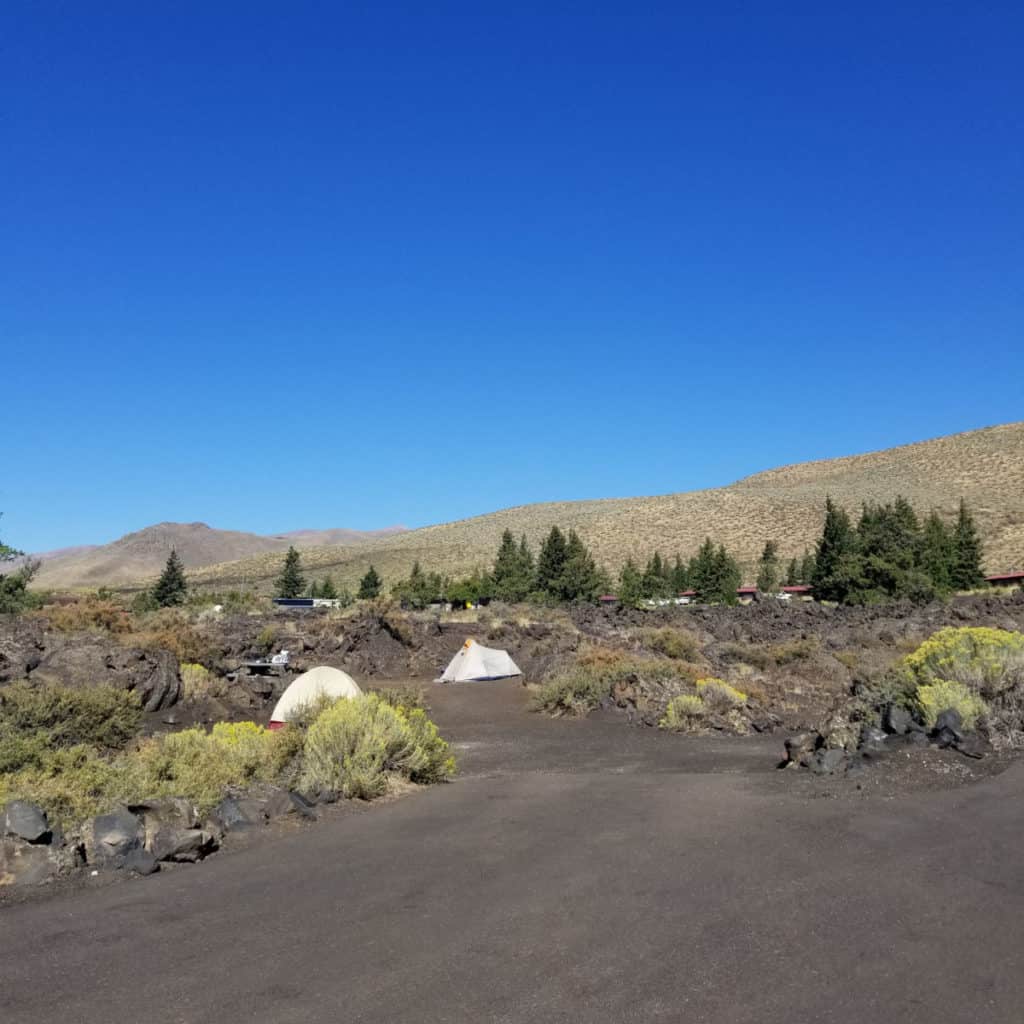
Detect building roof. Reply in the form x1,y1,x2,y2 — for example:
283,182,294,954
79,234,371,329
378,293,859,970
737,586,758,594
986,572,1024,583
782,585,813,593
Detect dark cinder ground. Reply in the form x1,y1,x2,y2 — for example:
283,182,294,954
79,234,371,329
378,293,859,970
3,680,1023,1024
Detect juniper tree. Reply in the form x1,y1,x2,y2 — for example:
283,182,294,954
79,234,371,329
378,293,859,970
275,546,306,599
357,565,382,599
0,514,37,614
153,549,188,607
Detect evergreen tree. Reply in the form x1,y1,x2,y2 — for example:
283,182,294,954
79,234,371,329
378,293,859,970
0,514,38,614
756,540,781,595
618,559,644,607
799,549,817,585
785,557,800,587
357,565,382,599
536,526,568,599
670,554,690,593
319,576,338,600
275,546,306,599
950,498,985,590
153,548,188,607
392,560,444,609
812,498,859,602
516,534,536,596
710,544,742,604
641,551,671,599
920,512,954,593
688,537,719,600
561,530,603,602
492,529,520,599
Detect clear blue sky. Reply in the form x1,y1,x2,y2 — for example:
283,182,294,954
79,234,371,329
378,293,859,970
3,3,1022,552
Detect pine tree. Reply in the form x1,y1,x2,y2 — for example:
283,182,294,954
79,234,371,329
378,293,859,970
670,554,690,593
308,580,321,598
812,498,859,602
357,565,382,599
492,530,523,601
950,498,985,590
688,538,718,600
785,557,799,586
153,549,188,607
561,530,603,602
536,526,568,599
319,576,338,599
641,552,671,599
756,540,781,595
710,544,742,604
618,559,644,607
920,512,954,592
275,546,306,599
516,534,536,597
799,549,816,585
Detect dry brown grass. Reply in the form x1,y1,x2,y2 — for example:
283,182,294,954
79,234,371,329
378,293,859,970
114,421,1024,593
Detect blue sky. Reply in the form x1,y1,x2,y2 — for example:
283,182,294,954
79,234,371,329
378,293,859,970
2,3,1022,552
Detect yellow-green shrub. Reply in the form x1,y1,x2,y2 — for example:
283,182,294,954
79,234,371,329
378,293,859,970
916,680,987,730
695,678,747,711
901,627,1024,699
180,662,226,701
300,695,454,800
659,695,705,731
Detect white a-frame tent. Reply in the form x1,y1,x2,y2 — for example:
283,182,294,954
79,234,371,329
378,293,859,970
438,639,522,683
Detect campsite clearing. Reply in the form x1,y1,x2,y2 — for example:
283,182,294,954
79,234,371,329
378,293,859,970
3,678,1022,1023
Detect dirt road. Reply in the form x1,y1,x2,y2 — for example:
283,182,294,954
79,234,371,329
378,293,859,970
3,681,1023,1023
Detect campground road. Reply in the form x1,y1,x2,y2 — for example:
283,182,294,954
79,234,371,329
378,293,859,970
3,682,1024,1023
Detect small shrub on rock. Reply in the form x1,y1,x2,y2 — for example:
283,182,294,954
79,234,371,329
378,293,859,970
180,662,226,702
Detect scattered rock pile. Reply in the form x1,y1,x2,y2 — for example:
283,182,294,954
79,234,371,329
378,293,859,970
1,787,323,889
782,702,990,776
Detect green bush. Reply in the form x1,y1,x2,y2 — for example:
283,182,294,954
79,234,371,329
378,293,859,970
718,642,773,671
768,638,818,664
659,695,705,731
531,650,701,717
180,662,227,702
916,679,987,730
0,683,141,754
368,684,427,713
300,694,455,800
638,627,701,661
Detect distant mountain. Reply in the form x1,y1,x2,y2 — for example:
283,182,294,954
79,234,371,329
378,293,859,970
184,421,1024,593
30,522,408,589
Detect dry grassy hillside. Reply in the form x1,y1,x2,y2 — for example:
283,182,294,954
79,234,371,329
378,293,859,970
34,522,407,589
181,422,1024,594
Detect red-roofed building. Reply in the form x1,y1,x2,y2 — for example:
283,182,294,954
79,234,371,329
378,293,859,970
986,572,1024,587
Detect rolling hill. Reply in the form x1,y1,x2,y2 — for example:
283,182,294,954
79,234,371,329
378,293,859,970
31,522,407,589
179,421,1024,594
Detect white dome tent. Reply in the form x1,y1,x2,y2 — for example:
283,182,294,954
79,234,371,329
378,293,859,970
269,665,362,729
438,639,522,683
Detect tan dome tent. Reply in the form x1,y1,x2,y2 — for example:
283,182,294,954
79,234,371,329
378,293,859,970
269,665,362,729
438,639,522,683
